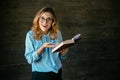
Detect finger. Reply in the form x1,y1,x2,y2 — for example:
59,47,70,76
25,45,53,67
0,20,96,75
48,44,56,48
47,42,52,45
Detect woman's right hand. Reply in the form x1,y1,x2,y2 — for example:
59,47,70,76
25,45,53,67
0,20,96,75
42,42,56,48
37,42,56,56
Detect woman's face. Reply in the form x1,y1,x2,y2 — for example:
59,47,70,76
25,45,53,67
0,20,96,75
39,12,53,33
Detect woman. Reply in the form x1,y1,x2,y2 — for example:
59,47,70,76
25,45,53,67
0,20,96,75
24,6,69,80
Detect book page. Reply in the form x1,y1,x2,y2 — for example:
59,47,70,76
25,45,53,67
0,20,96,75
62,39,74,44
52,39,74,53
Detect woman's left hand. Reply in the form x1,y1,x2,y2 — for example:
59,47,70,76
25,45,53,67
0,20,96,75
60,48,69,56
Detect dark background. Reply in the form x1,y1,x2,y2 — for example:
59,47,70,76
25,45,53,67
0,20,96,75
0,0,120,80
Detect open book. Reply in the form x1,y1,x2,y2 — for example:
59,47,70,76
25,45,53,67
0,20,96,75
52,33,82,53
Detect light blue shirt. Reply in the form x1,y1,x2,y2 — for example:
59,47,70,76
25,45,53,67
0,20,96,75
24,30,66,73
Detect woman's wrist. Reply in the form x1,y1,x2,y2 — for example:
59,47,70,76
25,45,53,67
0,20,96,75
37,45,45,56
61,51,67,56
61,48,69,56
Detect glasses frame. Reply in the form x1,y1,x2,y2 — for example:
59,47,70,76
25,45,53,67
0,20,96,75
39,17,53,23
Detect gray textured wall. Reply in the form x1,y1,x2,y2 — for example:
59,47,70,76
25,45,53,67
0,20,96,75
0,0,120,80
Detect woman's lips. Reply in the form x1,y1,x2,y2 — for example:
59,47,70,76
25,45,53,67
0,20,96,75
43,25,47,28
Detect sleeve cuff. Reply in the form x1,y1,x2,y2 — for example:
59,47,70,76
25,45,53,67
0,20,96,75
60,53,67,60
32,51,41,62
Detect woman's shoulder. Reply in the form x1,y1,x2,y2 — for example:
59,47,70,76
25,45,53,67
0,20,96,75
57,30,63,42
26,30,34,39
25,30,35,41
58,30,62,35
26,30,33,35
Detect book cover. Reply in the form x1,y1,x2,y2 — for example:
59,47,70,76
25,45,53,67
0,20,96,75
52,33,82,53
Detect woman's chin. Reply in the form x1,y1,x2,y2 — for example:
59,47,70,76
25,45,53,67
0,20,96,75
42,30,48,34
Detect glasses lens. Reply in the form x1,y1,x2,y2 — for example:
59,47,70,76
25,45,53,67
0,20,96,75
40,17,52,23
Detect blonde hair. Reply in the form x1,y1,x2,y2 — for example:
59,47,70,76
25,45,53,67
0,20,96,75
31,7,59,40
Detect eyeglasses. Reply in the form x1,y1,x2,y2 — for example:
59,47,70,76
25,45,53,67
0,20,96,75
39,17,53,23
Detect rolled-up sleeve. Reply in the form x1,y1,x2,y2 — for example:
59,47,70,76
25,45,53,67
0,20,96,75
24,31,41,64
